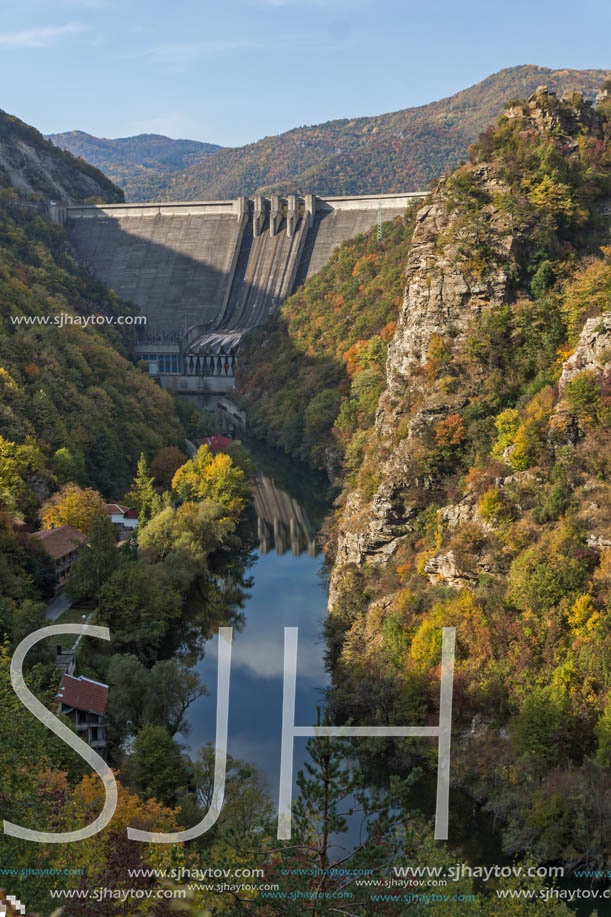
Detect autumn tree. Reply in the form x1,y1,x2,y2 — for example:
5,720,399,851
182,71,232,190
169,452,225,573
150,445,188,489
50,772,182,916
172,446,248,513
41,482,106,535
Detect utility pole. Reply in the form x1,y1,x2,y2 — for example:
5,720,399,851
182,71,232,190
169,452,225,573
377,199,382,241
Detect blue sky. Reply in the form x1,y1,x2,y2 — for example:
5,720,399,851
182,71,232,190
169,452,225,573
0,0,609,147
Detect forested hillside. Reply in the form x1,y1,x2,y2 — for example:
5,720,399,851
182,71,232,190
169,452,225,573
0,110,263,913
47,130,222,202
0,107,190,548
0,193,186,504
325,85,611,869
236,210,418,475
59,65,611,202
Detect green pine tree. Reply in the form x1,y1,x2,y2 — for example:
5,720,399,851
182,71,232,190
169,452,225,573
125,453,158,526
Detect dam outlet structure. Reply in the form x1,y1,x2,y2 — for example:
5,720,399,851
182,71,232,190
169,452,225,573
53,191,426,402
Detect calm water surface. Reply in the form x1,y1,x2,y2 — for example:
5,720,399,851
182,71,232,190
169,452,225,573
184,443,331,800
185,547,329,798
181,446,591,911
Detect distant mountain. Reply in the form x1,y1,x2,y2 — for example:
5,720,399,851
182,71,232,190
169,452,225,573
46,131,223,201
46,67,611,203
53,65,609,203
0,110,123,203
159,65,611,202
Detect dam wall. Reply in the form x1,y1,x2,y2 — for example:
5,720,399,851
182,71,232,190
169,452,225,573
62,192,425,335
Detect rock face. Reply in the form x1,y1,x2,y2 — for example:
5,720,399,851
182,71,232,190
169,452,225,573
558,313,611,392
505,86,604,146
385,166,513,396
0,109,123,203
328,87,609,610
550,311,611,447
329,161,518,607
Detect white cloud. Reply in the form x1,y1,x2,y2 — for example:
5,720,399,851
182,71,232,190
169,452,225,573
0,22,84,48
145,38,278,67
144,34,343,68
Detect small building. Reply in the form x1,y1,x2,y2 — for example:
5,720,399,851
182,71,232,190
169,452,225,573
55,645,76,676
32,524,87,590
200,435,233,453
104,503,139,529
56,674,108,757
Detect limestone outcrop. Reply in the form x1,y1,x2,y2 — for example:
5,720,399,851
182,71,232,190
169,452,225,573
329,163,518,605
558,312,611,392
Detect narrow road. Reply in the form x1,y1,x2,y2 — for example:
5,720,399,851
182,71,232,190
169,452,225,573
45,592,71,621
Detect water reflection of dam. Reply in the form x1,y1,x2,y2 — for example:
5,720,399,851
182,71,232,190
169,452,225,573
252,473,318,557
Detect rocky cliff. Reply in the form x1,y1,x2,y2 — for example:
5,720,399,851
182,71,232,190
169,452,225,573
0,108,123,203
330,86,610,601
326,87,611,866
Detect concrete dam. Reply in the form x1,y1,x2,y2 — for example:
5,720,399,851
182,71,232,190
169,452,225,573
56,191,425,395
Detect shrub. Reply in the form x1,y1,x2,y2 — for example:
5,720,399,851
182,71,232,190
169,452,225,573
530,259,555,298
506,522,595,614
491,409,520,460
513,686,568,767
532,482,572,524
565,371,602,426
478,487,513,526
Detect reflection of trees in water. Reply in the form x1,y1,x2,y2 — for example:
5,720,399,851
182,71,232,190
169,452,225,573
252,472,318,557
174,535,256,666
166,469,318,670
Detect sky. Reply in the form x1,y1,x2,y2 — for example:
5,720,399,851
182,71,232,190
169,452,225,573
0,0,609,148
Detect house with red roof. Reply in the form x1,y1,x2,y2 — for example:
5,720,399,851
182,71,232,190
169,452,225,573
32,524,87,590
200,435,233,453
56,674,108,757
104,503,139,529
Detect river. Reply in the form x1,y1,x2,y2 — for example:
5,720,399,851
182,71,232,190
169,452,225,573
184,443,331,803
181,444,591,909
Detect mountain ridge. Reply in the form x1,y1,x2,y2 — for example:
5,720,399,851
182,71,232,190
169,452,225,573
47,65,611,202
46,130,222,201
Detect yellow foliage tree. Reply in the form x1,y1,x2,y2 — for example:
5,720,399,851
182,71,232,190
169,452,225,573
47,770,183,911
172,446,248,514
41,483,106,535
